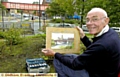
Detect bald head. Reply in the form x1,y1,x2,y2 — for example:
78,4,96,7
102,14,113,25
88,8,108,17
86,7,110,36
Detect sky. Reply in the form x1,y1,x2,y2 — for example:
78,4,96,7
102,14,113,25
8,0,43,4
52,33,74,40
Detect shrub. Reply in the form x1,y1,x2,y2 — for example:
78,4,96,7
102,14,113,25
4,28,23,45
50,19,80,24
0,31,5,39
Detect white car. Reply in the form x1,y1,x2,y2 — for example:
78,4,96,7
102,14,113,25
53,16,61,19
58,23,75,28
82,25,88,31
111,27,120,32
24,17,29,21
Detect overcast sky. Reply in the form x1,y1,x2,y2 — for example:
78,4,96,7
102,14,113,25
8,0,43,4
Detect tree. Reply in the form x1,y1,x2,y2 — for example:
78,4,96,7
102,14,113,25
0,2,5,9
33,1,39,4
46,0,120,27
84,0,120,27
54,0,75,16
46,2,65,18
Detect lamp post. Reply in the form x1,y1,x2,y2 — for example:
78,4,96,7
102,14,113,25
21,10,23,22
72,0,85,28
39,0,41,30
31,16,34,34
80,0,85,28
42,12,45,26
62,16,65,27
42,11,46,31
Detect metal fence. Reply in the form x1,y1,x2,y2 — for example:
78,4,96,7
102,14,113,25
0,22,34,34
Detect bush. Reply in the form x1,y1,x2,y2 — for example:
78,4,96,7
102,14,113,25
50,19,80,24
4,28,23,45
0,31,5,39
50,19,62,23
109,23,120,27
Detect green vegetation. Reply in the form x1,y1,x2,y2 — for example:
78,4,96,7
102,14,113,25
46,0,120,27
50,19,80,24
0,29,47,72
0,0,119,73
0,27,93,73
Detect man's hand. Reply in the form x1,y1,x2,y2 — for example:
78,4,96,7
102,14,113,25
42,49,56,56
76,26,85,38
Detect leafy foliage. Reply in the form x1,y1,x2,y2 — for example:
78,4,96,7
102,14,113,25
0,2,6,10
0,34,47,72
46,0,120,27
3,28,23,45
85,0,120,25
46,2,65,17
0,31,5,39
0,31,93,72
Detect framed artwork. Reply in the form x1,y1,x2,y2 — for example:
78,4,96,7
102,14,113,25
46,27,80,54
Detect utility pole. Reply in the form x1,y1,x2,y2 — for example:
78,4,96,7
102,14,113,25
39,0,41,30
31,16,34,34
72,0,85,28
80,0,85,28
21,10,23,22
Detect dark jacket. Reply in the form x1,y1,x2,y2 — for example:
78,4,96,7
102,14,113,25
55,28,120,77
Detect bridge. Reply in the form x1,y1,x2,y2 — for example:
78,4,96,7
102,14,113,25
2,2,49,11
1,2,49,16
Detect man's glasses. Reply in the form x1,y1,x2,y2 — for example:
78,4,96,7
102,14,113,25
86,17,106,23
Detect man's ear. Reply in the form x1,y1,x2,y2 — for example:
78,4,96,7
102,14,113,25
105,17,110,24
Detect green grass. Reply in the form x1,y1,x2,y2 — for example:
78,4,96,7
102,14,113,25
0,32,93,73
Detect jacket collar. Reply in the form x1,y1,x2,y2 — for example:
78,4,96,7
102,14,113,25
95,25,109,37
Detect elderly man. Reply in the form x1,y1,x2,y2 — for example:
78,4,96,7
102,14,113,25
42,8,120,77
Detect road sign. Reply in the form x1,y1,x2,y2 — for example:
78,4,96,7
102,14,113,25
21,24,30,26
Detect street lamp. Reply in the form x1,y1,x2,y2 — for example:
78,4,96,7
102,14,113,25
80,0,85,28
21,10,23,22
62,16,65,27
39,0,41,30
42,12,46,26
42,11,46,31
72,0,86,28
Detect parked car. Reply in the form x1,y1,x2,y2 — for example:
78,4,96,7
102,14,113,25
10,13,15,17
82,25,88,31
34,16,39,19
24,17,29,21
111,27,120,32
53,16,61,19
57,23,75,28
